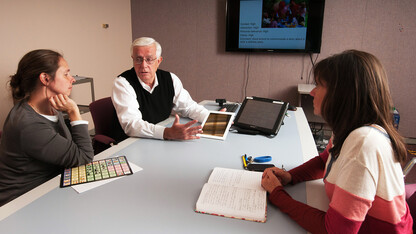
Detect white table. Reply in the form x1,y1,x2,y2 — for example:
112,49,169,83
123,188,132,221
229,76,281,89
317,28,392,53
0,101,328,233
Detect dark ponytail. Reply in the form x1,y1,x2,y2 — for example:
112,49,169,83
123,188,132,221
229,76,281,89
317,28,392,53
9,49,62,100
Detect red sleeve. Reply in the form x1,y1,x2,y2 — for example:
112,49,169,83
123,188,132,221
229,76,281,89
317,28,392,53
269,187,365,234
319,145,330,162
289,155,326,184
269,186,327,234
288,144,330,184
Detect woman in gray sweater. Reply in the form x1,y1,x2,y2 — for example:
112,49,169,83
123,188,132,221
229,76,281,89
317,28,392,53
0,49,94,206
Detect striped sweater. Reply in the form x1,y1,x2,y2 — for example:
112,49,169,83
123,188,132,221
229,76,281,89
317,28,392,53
268,126,413,233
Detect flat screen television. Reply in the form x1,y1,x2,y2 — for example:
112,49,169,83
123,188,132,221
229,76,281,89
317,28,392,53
226,0,325,53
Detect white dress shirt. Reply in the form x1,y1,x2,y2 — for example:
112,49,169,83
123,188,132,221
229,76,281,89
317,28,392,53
111,71,209,139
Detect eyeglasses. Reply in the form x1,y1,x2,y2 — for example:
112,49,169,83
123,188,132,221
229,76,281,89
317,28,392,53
133,57,157,65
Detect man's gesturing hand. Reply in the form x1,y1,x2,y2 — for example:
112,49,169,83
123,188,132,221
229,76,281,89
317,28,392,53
163,114,203,140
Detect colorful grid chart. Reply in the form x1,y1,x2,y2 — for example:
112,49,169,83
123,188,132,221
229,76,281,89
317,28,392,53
61,156,133,187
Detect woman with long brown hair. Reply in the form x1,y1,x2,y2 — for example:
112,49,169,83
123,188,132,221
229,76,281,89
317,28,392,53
262,50,412,233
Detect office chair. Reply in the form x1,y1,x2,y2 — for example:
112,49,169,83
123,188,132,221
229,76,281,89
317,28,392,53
405,183,416,230
89,97,127,154
404,150,416,230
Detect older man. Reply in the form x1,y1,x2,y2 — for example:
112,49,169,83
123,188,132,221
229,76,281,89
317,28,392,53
111,37,209,140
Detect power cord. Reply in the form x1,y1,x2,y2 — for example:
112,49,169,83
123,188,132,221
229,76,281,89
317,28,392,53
243,53,250,102
307,53,319,84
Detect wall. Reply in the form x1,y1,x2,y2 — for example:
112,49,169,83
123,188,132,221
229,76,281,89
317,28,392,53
131,0,416,138
0,0,132,130
1,0,414,138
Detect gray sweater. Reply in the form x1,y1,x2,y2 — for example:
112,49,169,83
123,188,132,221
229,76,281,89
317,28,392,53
0,101,94,206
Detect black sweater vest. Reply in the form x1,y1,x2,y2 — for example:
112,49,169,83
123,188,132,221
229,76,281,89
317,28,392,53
120,68,174,124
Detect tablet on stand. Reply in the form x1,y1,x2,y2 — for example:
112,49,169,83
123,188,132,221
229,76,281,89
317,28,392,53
233,97,289,137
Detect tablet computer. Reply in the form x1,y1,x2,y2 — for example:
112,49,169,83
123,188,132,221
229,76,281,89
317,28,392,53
233,97,289,136
198,111,235,140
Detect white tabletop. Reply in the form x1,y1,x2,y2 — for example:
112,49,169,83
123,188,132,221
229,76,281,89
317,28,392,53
0,101,328,233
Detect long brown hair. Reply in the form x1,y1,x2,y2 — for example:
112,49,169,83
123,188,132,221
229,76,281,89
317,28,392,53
314,50,406,163
9,49,62,101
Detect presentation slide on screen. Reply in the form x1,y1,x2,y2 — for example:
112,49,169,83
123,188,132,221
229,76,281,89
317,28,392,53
239,0,307,50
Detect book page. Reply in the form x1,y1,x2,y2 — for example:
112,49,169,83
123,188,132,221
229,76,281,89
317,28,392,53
196,183,266,222
207,167,264,191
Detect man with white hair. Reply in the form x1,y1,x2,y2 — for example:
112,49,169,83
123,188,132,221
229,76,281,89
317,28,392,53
111,37,209,140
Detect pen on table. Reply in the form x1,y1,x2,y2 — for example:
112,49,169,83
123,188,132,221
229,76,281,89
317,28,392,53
242,154,248,169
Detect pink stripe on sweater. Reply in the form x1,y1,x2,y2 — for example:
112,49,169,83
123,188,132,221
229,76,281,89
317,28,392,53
368,194,408,224
326,181,408,224
328,183,372,221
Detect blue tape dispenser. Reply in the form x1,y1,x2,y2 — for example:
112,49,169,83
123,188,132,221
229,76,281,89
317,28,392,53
246,155,272,163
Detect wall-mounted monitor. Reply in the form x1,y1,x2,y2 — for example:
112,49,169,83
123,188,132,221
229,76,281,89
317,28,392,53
226,0,325,53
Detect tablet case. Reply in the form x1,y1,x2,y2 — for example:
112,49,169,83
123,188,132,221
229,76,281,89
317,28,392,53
233,97,289,136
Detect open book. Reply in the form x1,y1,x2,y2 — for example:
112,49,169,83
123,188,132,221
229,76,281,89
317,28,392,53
195,167,267,222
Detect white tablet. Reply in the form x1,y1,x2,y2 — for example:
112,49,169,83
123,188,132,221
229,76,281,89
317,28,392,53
198,111,235,140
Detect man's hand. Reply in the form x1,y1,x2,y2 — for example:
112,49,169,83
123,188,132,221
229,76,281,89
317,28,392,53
163,114,203,140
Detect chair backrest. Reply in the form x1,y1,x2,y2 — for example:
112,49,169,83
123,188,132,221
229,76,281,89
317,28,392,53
89,97,127,143
405,184,416,230
404,148,416,229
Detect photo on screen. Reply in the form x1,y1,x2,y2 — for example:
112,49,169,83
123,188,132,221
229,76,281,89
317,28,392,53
261,0,307,28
